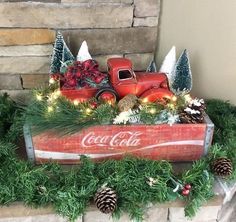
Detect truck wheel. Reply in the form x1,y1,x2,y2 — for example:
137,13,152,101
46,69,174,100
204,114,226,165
95,88,118,103
140,88,173,103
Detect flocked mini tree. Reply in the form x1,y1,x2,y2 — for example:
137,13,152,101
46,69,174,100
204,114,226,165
170,49,192,95
159,46,176,80
50,32,74,74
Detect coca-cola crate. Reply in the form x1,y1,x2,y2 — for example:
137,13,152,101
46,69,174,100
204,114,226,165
23,115,214,164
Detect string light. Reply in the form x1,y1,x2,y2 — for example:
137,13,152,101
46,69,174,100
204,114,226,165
169,104,175,110
48,106,54,113
149,108,156,114
184,94,192,103
49,78,56,84
85,108,92,114
172,96,177,102
142,98,149,103
36,94,43,101
73,100,79,106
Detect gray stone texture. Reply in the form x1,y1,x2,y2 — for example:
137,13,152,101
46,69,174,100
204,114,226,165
0,74,22,90
1,0,60,2
0,45,52,57
125,53,154,71
0,214,82,222
168,206,221,222
93,54,123,72
62,0,133,3
0,57,50,74
0,90,30,103
83,206,168,222
0,29,55,46
133,17,158,27
134,0,160,17
0,3,133,28
61,27,157,56
21,74,49,89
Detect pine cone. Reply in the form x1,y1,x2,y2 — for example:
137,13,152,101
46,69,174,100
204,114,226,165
212,158,233,177
118,94,138,112
94,187,117,214
179,98,205,123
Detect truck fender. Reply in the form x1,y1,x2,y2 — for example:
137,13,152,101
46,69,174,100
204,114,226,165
140,88,173,103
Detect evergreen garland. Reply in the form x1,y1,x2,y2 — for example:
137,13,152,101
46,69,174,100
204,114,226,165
0,93,236,221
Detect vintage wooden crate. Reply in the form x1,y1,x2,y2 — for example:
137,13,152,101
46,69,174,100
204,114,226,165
23,115,214,164
24,116,214,164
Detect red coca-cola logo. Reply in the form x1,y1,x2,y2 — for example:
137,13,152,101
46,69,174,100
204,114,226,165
81,131,142,147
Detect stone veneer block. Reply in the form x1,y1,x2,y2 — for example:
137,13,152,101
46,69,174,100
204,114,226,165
133,17,158,27
1,0,60,2
124,53,154,71
0,45,53,57
83,206,168,222
0,215,82,222
134,0,160,17
168,206,221,222
93,54,123,72
21,74,49,89
0,29,55,46
62,0,133,3
0,3,133,28
0,57,50,74
0,74,22,90
0,90,31,104
61,27,157,56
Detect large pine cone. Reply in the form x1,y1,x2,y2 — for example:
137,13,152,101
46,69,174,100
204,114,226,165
94,187,117,214
212,158,233,177
179,109,204,123
179,98,205,123
118,94,138,112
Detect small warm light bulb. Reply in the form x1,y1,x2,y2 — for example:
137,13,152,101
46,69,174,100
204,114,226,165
51,90,61,100
107,100,113,105
85,108,92,114
184,94,192,102
142,98,149,103
49,78,55,84
36,94,42,101
172,96,177,102
48,106,53,112
73,100,79,106
55,90,61,96
149,108,156,114
169,104,175,109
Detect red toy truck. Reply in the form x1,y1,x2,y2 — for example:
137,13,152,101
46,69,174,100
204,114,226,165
61,58,173,102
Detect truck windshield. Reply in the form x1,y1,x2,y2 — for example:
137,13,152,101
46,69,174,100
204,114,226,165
119,70,132,80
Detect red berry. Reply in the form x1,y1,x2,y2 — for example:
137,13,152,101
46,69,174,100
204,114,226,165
90,102,98,109
68,78,77,87
94,76,104,84
182,189,190,196
76,70,82,78
184,184,192,190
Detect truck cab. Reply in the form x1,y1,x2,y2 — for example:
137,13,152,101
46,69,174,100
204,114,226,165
103,58,173,102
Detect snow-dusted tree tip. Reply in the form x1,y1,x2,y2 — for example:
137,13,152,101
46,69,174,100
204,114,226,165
159,46,176,78
77,41,92,62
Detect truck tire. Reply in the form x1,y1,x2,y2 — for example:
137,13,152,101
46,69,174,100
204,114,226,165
95,88,119,102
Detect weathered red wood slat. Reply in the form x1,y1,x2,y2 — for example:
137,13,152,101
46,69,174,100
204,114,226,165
24,115,214,164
